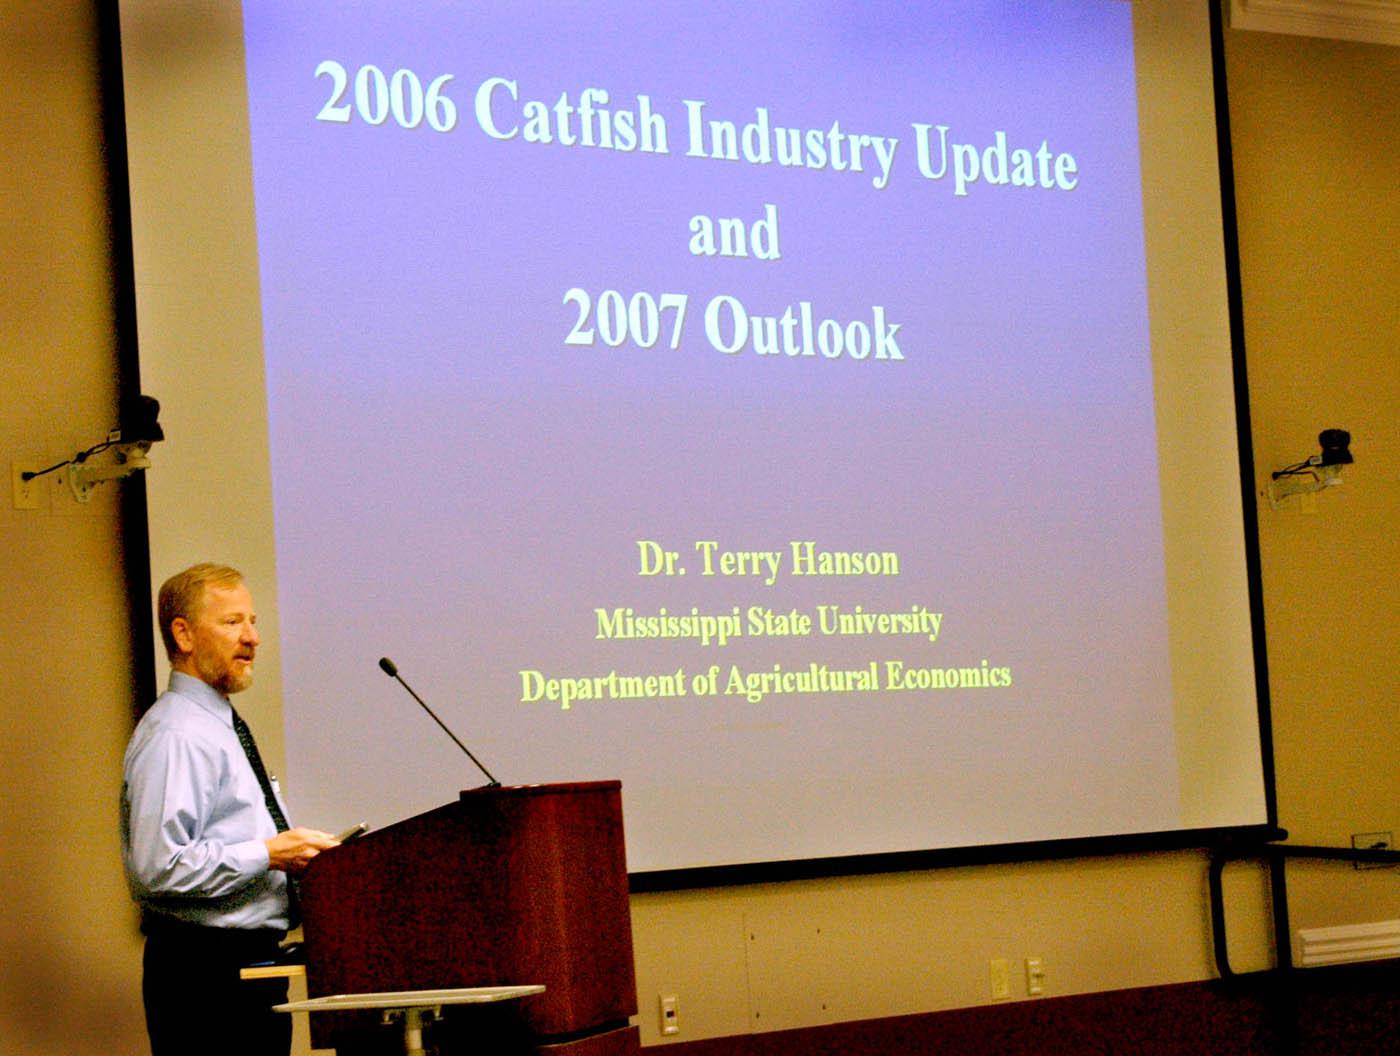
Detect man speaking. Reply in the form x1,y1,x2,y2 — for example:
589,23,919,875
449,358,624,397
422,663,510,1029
121,563,338,1055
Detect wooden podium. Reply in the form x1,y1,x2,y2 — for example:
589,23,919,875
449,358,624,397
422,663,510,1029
299,781,639,1056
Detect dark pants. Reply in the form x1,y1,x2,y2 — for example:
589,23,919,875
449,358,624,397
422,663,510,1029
141,916,291,1056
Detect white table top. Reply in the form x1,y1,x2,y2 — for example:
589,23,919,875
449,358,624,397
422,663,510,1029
275,984,545,1013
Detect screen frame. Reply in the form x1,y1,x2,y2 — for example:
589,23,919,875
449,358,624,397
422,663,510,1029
103,0,1280,892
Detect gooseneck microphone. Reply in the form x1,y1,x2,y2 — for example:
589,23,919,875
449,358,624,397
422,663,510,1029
378,656,500,787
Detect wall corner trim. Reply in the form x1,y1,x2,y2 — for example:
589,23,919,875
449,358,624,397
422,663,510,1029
1230,0,1400,46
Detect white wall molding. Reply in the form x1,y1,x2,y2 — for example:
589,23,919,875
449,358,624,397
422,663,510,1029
1230,0,1400,46
1298,920,1400,966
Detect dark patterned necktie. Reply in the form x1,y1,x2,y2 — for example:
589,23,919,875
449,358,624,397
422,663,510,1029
231,707,290,833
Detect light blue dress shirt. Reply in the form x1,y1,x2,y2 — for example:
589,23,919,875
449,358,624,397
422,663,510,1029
121,671,291,930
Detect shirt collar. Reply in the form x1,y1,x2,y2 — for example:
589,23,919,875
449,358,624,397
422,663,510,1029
167,670,234,727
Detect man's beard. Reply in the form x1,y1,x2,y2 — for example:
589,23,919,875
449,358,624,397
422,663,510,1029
199,654,254,695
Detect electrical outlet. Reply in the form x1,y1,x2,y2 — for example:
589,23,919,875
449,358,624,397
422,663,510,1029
1025,956,1046,996
1352,831,1394,870
658,993,679,1035
12,462,43,510
989,958,1011,1000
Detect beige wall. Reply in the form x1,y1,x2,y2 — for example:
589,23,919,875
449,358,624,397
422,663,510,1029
0,5,147,1054
1,6,1395,1055
1226,27,1400,930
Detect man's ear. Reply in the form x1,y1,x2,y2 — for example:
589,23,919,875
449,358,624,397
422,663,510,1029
170,616,196,656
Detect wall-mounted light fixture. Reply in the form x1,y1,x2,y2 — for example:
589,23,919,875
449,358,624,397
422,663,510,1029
1267,428,1352,509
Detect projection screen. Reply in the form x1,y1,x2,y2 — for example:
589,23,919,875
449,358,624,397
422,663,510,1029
118,0,1270,878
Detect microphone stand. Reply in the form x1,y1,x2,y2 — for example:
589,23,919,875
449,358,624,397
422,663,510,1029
378,657,500,787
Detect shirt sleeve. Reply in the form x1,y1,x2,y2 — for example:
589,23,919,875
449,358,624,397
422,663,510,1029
122,726,271,900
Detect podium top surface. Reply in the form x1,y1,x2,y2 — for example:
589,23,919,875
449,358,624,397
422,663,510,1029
458,780,620,800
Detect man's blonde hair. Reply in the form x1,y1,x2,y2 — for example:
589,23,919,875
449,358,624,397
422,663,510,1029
157,563,245,662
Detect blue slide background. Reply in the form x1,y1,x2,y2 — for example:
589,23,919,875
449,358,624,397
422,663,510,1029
240,1,1176,871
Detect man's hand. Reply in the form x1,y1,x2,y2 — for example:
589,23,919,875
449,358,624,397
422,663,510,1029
265,827,340,874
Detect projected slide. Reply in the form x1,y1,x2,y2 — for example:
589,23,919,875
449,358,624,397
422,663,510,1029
238,1,1181,872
